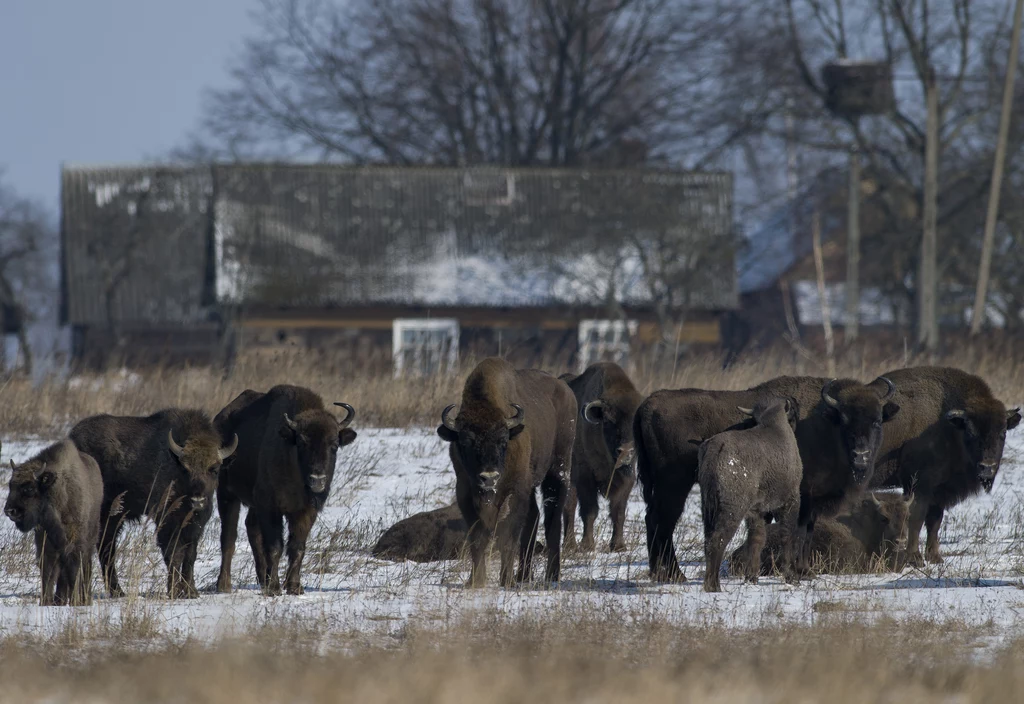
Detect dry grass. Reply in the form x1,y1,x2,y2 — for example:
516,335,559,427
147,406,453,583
0,614,1017,702
4,338,1024,435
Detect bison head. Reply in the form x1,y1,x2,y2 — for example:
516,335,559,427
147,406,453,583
437,403,525,497
279,403,357,497
821,376,899,484
869,491,914,557
168,431,239,511
4,460,56,533
945,402,1021,492
739,396,800,432
582,392,642,479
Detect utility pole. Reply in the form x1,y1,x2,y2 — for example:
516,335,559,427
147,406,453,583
845,143,861,341
970,0,1024,335
918,67,939,352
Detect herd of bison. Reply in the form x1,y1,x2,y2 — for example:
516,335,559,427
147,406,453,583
2,358,1019,605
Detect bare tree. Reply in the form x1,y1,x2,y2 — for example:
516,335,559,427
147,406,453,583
0,173,57,375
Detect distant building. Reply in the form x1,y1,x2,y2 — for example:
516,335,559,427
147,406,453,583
62,164,736,372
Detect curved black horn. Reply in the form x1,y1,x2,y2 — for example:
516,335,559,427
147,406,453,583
441,404,459,433
506,404,525,430
219,433,239,461
946,409,968,422
821,379,840,409
168,431,185,458
333,402,356,428
582,400,605,424
283,413,299,432
876,376,896,402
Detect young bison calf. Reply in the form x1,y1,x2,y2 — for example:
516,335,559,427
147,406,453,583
4,440,103,605
698,397,802,592
733,492,914,575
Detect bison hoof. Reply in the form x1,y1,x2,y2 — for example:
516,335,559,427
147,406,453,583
579,540,596,552
216,581,232,594
609,541,627,553
108,587,126,599
286,583,304,596
703,580,721,593
906,551,926,569
926,553,944,565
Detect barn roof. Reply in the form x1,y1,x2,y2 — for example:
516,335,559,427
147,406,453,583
62,164,736,325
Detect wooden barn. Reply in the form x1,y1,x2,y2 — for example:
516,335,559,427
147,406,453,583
61,164,736,373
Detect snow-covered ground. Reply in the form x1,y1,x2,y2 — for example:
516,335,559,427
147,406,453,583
0,428,1022,647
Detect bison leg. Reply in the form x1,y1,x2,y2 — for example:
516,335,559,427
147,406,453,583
245,510,269,589
56,550,85,606
773,499,801,585
562,482,579,552
924,504,945,565
284,508,318,595
216,488,242,593
496,495,530,588
36,533,59,607
904,497,929,569
179,538,201,598
261,512,286,596
606,471,634,553
456,470,490,588
742,511,767,585
541,471,567,584
97,512,126,599
703,509,741,593
157,521,192,600
576,478,600,553
649,498,687,583
515,493,541,584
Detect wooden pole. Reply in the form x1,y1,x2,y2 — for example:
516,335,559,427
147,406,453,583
845,145,861,341
812,210,836,376
918,68,940,352
971,0,1024,335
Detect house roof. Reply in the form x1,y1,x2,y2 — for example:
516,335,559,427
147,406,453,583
62,164,736,325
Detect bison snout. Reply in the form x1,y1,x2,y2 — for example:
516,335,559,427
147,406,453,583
477,471,500,492
190,496,207,511
4,506,21,521
307,474,328,494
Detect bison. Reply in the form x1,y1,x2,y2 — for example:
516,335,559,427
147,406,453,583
869,366,1021,566
698,397,802,592
214,385,357,595
4,439,103,606
70,409,237,599
561,363,643,553
732,491,914,575
372,501,545,563
635,374,899,581
438,358,576,587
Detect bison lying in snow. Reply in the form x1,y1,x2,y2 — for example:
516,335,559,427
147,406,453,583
438,357,576,587
70,410,238,599
4,439,103,606
372,501,545,562
635,375,899,582
214,385,357,596
731,492,915,576
698,397,802,592
870,366,1021,566
561,363,643,553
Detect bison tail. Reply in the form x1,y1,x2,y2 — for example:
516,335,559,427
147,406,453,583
634,409,655,507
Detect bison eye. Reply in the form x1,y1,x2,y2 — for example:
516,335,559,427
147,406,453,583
208,465,220,474
20,485,35,497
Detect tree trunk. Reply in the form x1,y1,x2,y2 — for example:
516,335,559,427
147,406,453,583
970,0,1024,335
845,145,861,342
918,70,940,352
812,210,836,376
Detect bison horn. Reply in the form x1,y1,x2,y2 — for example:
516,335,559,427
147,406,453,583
506,404,525,430
876,376,896,402
736,406,754,416
821,379,840,409
333,402,356,428
168,431,185,458
583,400,606,424
8,459,14,471
283,413,299,433
904,492,915,507
219,433,239,461
946,409,968,422
870,493,882,508
441,404,460,433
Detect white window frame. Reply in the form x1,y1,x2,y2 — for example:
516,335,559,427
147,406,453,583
577,319,637,373
392,318,460,378
463,170,516,206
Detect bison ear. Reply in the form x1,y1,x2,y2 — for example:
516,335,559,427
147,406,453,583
37,471,56,492
436,425,458,443
339,428,357,447
1007,408,1022,431
882,402,901,422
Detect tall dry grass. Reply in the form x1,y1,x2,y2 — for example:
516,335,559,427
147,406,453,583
0,614,1016,702
4,339,1024,435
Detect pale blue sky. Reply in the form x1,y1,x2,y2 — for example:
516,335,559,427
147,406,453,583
0,0,254,209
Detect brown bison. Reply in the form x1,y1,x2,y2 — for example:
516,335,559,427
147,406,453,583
561,363,643,553
70,410,237,599
732,491,915,575
635,375,899,581
698,397,801,592
214,385,357,595
372,501,545,562
869,366,1021,566
4,439,103,606
438,358,576,587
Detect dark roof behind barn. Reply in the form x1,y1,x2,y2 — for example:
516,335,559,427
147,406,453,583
62,164,736,326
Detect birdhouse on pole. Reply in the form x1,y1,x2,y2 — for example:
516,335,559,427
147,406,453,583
822,61,895,117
